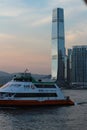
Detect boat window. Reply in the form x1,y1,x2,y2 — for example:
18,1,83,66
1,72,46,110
15,93,57,97
35,84,56,88
10,84,21,87
2,84,21,88
0,92,15,97
24,85,30,87
9,84,21,87
13,76,33,82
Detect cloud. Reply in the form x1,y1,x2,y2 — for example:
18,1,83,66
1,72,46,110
0,0,87,74
0,0,34,17
31,16,51,27
0,9,22,17
0,33,16,39
66,24,87,49
66,32,76,43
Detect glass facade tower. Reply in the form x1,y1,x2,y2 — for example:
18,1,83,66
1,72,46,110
71,46,87,87
51,8,65,81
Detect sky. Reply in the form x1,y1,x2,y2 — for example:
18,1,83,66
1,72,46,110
0,0,87,74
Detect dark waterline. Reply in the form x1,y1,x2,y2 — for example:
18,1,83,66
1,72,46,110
0,90,87,130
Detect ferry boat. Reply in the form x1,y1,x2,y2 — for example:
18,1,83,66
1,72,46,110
0,73,74,107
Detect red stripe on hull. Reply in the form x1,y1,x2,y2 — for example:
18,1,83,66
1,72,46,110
0,99,74,107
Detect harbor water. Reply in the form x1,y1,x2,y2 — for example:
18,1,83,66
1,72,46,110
0,90,87,130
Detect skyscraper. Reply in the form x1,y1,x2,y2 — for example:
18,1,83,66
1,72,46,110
67,49,72,84
51,8,65,81
71,46,87,87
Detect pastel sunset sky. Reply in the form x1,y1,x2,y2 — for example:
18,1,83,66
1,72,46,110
0,0,87,74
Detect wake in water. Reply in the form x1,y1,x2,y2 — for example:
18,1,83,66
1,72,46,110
75,101,87,105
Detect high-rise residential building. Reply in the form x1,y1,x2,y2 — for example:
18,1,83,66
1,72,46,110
67,49,72,84
65,55,68,81
51,8,65,82
71,46,87,87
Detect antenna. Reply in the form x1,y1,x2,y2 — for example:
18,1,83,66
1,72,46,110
24,68,29,74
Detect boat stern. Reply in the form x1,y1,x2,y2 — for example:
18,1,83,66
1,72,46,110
65,96,74,105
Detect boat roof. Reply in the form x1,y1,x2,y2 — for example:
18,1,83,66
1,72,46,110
13,73,55,85
13,73,36,82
